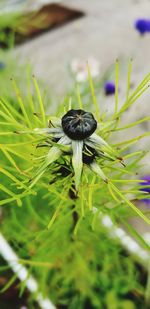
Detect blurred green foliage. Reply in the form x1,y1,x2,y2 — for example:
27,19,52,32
0,58,149,308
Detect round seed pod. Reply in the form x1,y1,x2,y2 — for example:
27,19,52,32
61,109,97,140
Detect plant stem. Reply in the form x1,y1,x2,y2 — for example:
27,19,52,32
145,256,150,308
69,184,79,235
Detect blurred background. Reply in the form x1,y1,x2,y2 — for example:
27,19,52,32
0,1,150,308
0,0,150,94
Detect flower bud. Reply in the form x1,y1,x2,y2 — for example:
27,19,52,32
61,109,97,140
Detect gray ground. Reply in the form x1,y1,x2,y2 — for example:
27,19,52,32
14,0,150,95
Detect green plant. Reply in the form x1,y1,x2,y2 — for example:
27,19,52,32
0,12,20,48
0,61,150,308
0,9,57,49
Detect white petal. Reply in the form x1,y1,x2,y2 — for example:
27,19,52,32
53,133,65,139
30,146,62,188
30,135,71,188
88,133,109,148
55,135,71,152
16,127,63,135
58,135,71,145
87,133,116,159
45,135,71,166
90,162,107,182
72,140,83,190
85,140,115,161
34,127,63,134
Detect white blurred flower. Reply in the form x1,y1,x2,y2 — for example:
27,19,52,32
71,57,100,82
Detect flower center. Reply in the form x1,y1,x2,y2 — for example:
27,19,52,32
61,109,97,140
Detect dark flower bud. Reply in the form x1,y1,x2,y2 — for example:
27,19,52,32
82,145,97,164
61,109,97,140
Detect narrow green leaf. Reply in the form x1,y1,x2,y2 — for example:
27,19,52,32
32,75,46,126
114,59,119,116
87,62,100,120
110,182,150,225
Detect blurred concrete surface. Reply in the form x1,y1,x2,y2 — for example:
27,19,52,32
14,0,150,94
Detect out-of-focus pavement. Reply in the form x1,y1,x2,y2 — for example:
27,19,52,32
14,0,150,95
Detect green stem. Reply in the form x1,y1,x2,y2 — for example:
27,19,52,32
69,184,79,236
145,257,150,308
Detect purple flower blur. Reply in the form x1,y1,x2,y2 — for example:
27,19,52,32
104,81,115,96
135,18,150,35
147,21,150,31
139,175,150,207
